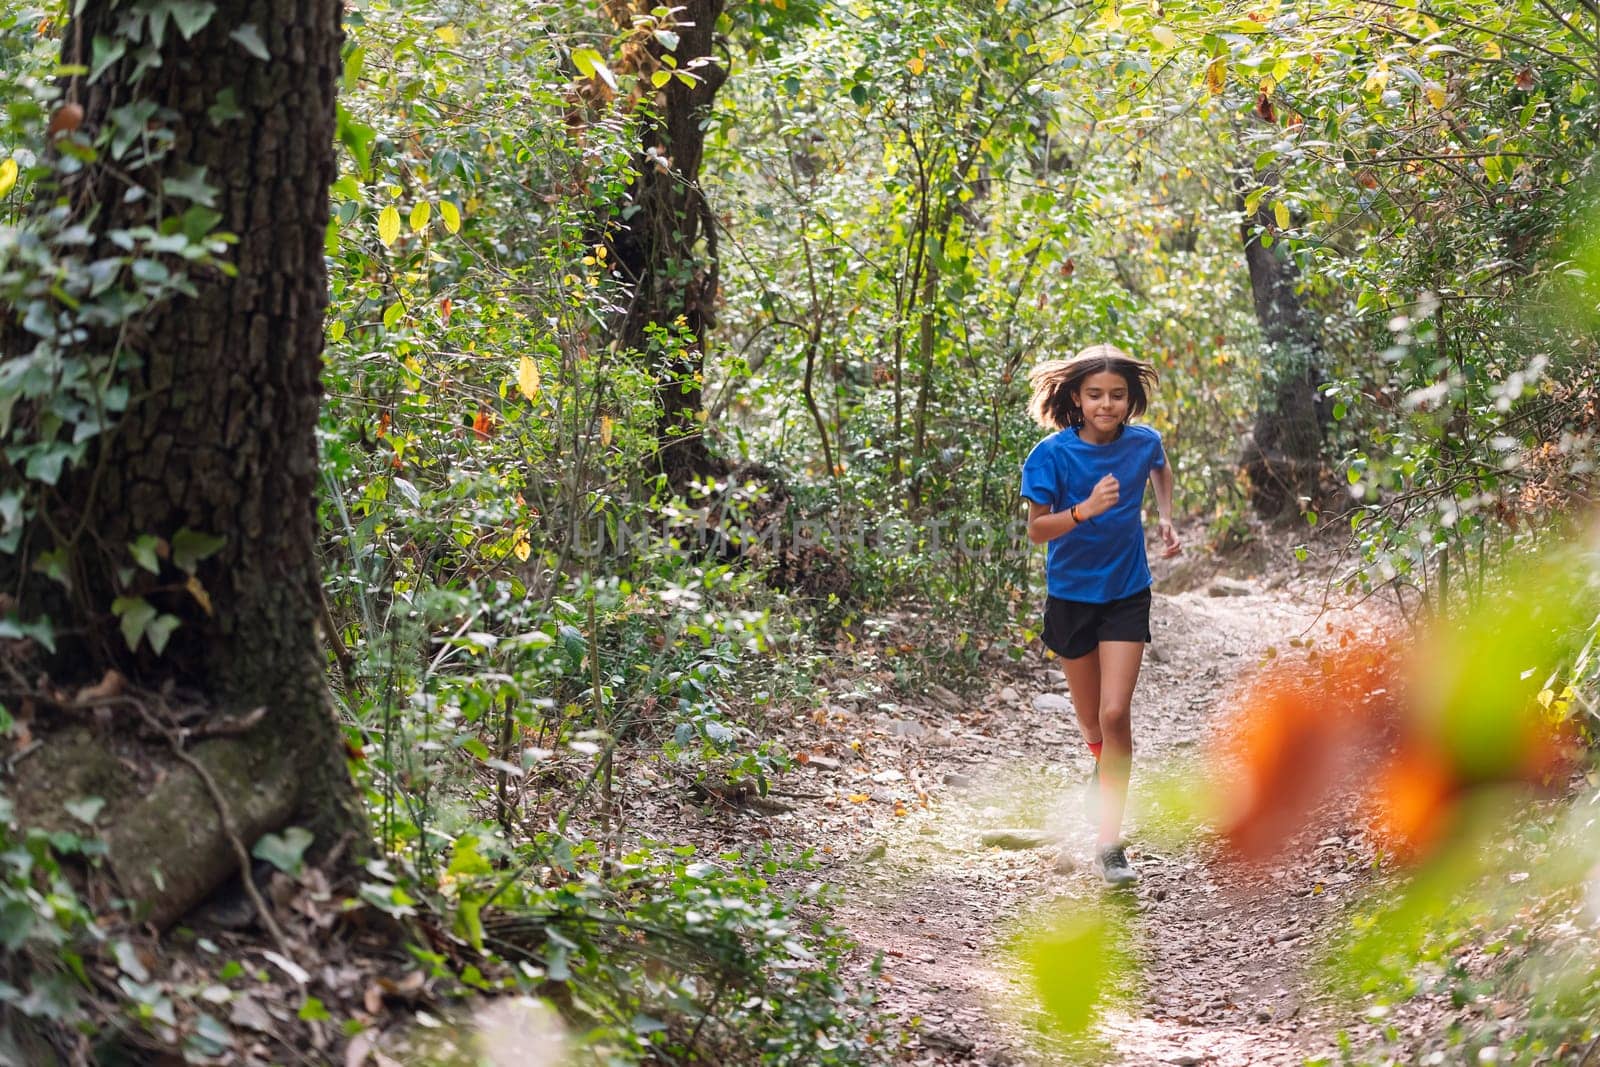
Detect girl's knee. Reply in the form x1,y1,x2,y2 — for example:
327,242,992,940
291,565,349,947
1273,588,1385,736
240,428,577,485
1099,702,1131,729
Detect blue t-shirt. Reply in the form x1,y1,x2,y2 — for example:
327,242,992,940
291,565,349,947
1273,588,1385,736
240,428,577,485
1020,423,1165,603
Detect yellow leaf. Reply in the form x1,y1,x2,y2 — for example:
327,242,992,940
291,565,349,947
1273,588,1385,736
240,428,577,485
435,25,458,44
1203,56,1228,96
377,205,400,247
1206,56,1228,96
1483,40,1502,60
409,201,431,231
439,200,461,234
1150,24,1178,48
517,355,540,401
1426,84,1447,109
600,415,614,447
1273,200,1290,229
186,575,213,616
908,56,924,75
512,529,531,562
0,158,17,198
652,69,671,88
328,319,346,342
1101,5,1122,30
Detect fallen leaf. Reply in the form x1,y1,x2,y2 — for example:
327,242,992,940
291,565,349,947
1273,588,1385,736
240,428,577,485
75,669,125,705
346,1032,375,1067
261,950,310,985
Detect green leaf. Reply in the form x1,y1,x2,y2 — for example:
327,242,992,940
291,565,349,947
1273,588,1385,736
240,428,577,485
163,167,217,206
408,201,431,232
89,36,127,83
571,47,604,79
343,46,365,94
336,102,376,180
570,47,617,91
0,615,54,653
206,88,243,124
230,24,270,61
252,826,314,874
331,175,361,202
0,900,35,951
64,796,105,825
297,997,331,1022
112,596,157,652
382,302,405,330
129,535,162,574
146,614,181,655
446,834,493,879
455,896,485,952
172,529,226,574
168,0,216,40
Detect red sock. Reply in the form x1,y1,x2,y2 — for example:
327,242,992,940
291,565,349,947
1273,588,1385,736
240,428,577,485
1088,741,1103,760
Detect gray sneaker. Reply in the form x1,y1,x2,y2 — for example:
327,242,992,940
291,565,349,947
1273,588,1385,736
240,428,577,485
1096,842,1138,888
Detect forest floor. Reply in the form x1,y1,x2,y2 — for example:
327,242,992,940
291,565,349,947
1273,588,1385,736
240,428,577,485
655,535,1434,1067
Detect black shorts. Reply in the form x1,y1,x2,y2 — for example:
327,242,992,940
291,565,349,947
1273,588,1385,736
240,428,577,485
1042,587,1153,660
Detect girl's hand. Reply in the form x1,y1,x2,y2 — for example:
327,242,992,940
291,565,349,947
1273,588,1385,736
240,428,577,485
1084,474,1119,517
1158,520,1182,558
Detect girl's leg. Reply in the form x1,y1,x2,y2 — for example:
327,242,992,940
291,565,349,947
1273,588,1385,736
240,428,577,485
1094,640,1146,847
1059,649,1103,749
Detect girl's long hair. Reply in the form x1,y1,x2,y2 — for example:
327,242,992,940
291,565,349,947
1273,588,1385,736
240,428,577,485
1027,343,1158,431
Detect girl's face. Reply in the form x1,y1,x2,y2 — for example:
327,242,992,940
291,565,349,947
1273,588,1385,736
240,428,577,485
1073,370,1131,432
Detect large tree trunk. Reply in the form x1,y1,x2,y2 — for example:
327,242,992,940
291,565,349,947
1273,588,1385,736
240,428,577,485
3,0,359,924
607,0,729,490
1237,189,1326,517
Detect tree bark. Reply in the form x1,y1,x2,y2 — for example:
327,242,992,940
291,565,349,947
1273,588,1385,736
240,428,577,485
3,0,360,919
1236,190,1326,517
607,0,729,491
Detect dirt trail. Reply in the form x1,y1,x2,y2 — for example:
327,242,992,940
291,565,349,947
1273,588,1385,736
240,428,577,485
757,579,1391,1066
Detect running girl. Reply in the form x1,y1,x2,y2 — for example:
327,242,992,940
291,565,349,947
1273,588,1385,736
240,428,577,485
1020,343,1180,887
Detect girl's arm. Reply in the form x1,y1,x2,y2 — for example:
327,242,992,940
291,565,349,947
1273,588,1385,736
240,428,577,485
1027,501,1078,544
1149,451,1181,557
1026,475,1120,544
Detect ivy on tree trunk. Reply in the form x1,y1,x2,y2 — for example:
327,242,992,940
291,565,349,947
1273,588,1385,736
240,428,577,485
2,0,362,917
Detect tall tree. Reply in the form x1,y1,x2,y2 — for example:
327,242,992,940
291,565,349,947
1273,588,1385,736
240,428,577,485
606,0,730,489
1236,181,1326,518
3,0,359,925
